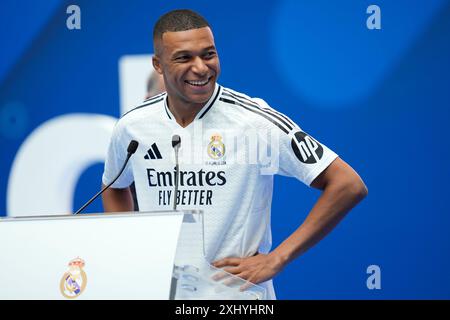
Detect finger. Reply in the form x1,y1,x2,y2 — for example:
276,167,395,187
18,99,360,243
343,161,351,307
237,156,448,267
211,271,231,281
211,266,241,281
224,265,242,274
222,273,249,287
239,281,253,292
212,257,241,268
240,275,260,292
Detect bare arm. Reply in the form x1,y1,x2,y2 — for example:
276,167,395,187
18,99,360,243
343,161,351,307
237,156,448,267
101,184,134,213
213,157,368,286
272,157,368,264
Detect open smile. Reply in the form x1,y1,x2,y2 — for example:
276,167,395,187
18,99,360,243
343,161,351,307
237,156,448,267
185,76,213,87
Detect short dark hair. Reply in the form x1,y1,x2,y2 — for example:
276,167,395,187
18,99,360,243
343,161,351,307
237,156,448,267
153,9,210,41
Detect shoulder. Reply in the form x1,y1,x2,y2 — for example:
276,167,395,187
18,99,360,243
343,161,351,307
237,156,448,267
116,92,166,128
218,86,269,121
218,86,298,134
219,86,262,107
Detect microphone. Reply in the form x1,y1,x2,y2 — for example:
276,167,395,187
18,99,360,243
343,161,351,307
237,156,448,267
127,140,139,154
74,140,139,215
172,135,181,210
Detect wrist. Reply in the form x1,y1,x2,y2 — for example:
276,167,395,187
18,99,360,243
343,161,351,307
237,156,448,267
268,249,291,269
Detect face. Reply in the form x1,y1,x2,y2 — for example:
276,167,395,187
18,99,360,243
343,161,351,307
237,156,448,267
153,27,221,107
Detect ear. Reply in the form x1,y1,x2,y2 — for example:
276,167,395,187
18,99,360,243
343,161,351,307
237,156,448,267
152,55,163,75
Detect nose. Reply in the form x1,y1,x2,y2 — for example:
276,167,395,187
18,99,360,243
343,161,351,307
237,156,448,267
191,56,208,75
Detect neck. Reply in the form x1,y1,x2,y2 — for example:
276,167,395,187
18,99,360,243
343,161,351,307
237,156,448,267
167,99,204,127
167,88,215,127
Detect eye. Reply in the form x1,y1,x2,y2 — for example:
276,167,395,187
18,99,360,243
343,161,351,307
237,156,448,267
174,55,190,62
204,51,217,59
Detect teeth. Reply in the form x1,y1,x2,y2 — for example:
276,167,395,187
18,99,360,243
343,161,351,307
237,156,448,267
186,79,209,86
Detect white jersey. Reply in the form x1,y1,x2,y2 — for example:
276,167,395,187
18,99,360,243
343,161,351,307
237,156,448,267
102,84,338,299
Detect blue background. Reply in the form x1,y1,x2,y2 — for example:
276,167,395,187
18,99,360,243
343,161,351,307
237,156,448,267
1,0,449,299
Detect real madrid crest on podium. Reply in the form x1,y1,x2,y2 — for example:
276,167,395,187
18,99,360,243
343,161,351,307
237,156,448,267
60,257,87,299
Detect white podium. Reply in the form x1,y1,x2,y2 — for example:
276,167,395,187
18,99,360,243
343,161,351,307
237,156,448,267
0,211,266,300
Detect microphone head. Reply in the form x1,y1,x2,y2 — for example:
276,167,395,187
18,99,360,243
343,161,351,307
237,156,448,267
172,135,181,148
127,140,139,154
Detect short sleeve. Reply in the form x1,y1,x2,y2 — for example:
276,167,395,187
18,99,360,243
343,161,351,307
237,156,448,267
254,98,338,186
102,121,134,188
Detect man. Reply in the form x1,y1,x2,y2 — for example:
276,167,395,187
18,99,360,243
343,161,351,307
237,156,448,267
102,9,367,299
144,70,166,100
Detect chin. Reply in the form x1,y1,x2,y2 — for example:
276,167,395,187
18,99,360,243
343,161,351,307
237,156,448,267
185,89,214,104
188,95,210,105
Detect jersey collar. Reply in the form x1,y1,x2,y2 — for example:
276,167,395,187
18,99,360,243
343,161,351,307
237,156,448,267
164,83,222,122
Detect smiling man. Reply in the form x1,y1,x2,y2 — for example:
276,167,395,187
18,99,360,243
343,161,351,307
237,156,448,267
152,22,220,127
102,9,368,300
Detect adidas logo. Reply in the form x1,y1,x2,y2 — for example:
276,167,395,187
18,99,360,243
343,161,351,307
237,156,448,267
144,143,163,160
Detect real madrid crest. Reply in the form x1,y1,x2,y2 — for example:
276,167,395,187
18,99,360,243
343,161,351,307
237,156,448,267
60,257,87,299
207,134,225,160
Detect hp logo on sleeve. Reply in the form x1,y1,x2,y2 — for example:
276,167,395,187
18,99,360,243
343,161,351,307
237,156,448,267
291,131,324,164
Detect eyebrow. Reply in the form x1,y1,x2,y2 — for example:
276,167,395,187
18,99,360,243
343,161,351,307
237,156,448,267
171,46,216,57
